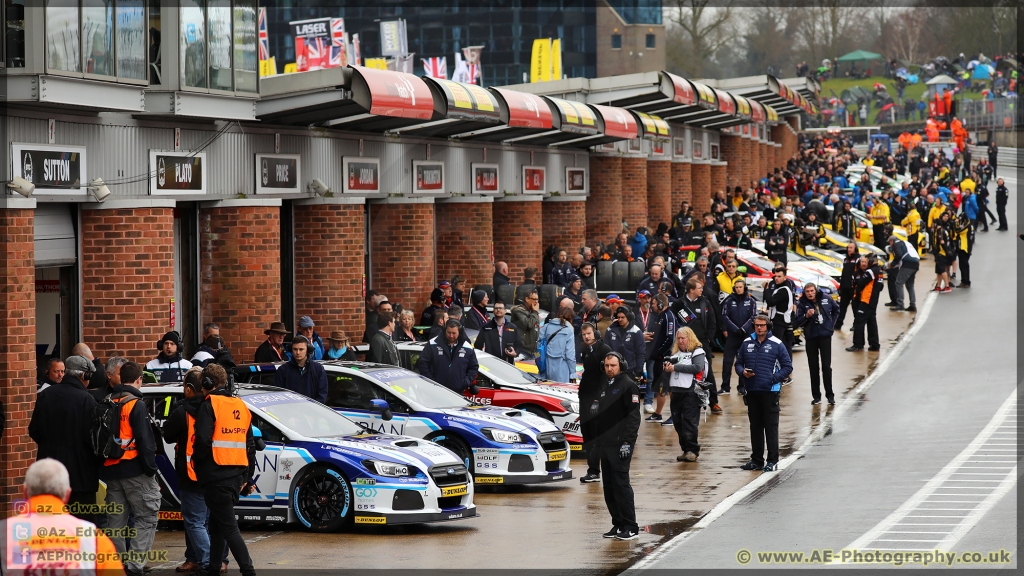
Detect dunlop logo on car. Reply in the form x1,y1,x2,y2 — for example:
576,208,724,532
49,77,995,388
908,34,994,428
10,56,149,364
547,450,567,461
440,484,469,497
355,516,387,524
569,444,583,451
474,476,504,484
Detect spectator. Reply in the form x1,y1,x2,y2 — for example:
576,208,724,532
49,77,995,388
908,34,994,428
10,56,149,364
438,280,454,307
510,288,541,357
28,354,99,522
72,343,108,395
549,250,572,286
596,304,614,337
793,283,839,405
720,279,756,395
392,309,421,343
274,335,328,402
474,301,521,363
995,178,1008,231
147,331,193,383
671,277,720,416
450,275,468,310
417,319,479,393
364,290,380,343
522,267,538,286
563,273,583,310
191,323,222,366
634,290,658,407
580,289,601,325
100,361,161,576
643,294,676,422
254,322,289,363
538,307,576,382
578,261,597,291
324,330,357,360
363,294,388,344
38,357,64,393
368,311,401,366
606,306,646,387
428,307,450,339
420,288,447,326
296,316,325,361
493,261,511,287
735,314,793,472
463,290,490,330
91,356,126,402
542,246,558,286
448,305,465,326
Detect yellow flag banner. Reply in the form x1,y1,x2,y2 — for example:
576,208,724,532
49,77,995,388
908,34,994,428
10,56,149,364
530,38,551,83
551,39,562,81
283,62,298,74
365,58,389,70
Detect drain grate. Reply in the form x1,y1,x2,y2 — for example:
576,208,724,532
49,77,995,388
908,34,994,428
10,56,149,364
738,468,797,505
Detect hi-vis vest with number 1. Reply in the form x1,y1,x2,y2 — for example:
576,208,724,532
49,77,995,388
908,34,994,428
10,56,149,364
185,413,197,481
9,508,97,575
209,395,251,466
667,347,708,389
104,396,139,466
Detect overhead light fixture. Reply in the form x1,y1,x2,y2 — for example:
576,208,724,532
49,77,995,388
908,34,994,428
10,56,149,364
88,178,111,202
7,176,35,198
309,178,330,196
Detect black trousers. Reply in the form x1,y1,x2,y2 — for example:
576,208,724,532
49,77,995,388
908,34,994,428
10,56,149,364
68,489,97,524
704,359,718,406
873,224,887,249
836,290,853,329
772,324,794,357
805,336,834,401
720,333,745,391
908,232,919,253
204,480,255,576
670,388,702,455
980,205,995,230
852,301,879,349
997,204,1008,229
886,268,898,302
584,439,600,476
746,392,780,465
599,444,637,532
957,250,971,284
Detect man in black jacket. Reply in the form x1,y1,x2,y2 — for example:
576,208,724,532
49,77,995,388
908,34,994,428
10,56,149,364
473,301,521,363
99,361,160,576
28,354,100,522
591,352,642,540
368,312,401,366
493,261,511,287
72,342,109,397
273,336,328,402
764,265,798,357
671,277,720,415
835,243,860,330
995,178,1008,231
192,364,257,576
37,357,64,393
578,323,611,484
417,320,479,393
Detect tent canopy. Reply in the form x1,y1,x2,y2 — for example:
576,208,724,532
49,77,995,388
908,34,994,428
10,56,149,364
926,74,957,85
837,50,883,62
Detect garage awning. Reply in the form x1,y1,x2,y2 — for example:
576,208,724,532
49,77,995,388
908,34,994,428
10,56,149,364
635,112,670,141
394,77,503,138
550,103,640,148
750,99,766,124
452,87,554,142
499,95,603,147
336,66,435,131
702,91,755,129
35,203,76,268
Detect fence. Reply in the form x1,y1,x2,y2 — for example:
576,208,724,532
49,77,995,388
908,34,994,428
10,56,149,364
960,98,1022,131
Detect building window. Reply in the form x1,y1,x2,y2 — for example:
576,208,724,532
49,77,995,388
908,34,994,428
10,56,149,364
645,34,655,49
46,1,81,72
5,1,26,67
611,33,621,49
45,0,146,79
179,0,255,92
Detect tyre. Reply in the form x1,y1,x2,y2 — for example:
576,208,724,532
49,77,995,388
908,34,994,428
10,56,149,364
628,261,646,291
426,431,474,472
516,404,554,422
291,464,353,532
596,261,614,290
496,284,516,307
538,284,560,313
612,262,629,292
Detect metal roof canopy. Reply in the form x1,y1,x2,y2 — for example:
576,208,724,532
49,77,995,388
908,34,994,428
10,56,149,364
707,74,802,117
389,77,503,138
448,87,556,143
506,95,605,148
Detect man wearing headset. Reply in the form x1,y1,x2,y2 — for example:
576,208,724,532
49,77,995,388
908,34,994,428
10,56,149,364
590,352,641,541
735,314,793,473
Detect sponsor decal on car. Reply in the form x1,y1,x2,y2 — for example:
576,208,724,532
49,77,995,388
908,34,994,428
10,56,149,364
355,478,376,485
569,444,583,451
266,516,286,522
474,476,503,484
158,511,183,521
440,484,469,497
355,516,386,524
547,450,567,462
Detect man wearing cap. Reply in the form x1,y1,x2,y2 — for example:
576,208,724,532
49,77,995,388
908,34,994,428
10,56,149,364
255,322,289,363
420,287,447,326
563,273,583,310
439,280,454,307
29,354,100,522
147,331,194,383
325,331,357,360
464,290,490,331
296,316,325,360
274,335,328,403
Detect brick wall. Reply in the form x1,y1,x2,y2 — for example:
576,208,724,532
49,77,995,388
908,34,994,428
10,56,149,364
773,124,798,167
586,156,622,245
758,142,769,181
201,206,281,362
493,199,542,283
711,164,728,205
620,157,648,231
720,135,743,190
436,201,493,288
774,143,783,172
646,160,672,230
671,162,692,217
294,204,365,341
691,163,712,216
370,202,435,313
0,209,35,516
542,201,587,256
82,207,175,364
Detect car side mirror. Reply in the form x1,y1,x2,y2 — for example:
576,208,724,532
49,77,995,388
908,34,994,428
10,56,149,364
370,398,393,421
736,266,747,274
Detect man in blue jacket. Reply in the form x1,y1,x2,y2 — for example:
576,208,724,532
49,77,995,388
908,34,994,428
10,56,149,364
417,320,480,393
273,335,328,403
735,314,793,473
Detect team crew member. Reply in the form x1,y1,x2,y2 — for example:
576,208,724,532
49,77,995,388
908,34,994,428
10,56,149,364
835,243,860,330
0,459,124,575
643,295,676,422
848,256,883,352
887,236,920,311
510,288,542,358
664,327,708,462
931,211,955,293
671,277,720,416
793,284,839,405
474,301,521,363
274,335,328,403
763,266,798,356
147,331,193,383
579,323,612,483
192,364,258,576
735,314,793,472
720,279,757,395
953,214,974,288
900,204,923,254
869,197,891,250
100,361,161,576
715,261,743,303
591,352,641,540
605,308,646,385
416,320,480,393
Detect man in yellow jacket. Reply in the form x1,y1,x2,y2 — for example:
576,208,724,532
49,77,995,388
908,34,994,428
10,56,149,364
901,205,923,255
716,260,743,303
927,196,946,230
868,198,891,250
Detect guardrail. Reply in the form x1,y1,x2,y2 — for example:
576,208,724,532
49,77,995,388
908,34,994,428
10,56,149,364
969,145,1020,169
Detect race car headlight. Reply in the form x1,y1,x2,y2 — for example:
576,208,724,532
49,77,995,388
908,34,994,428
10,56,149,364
560,400,580,414
363,460,411,477
482,428,523,444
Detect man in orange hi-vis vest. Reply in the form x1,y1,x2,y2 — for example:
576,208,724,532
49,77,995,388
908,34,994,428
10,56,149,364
1,459,124,575
192,364,257,576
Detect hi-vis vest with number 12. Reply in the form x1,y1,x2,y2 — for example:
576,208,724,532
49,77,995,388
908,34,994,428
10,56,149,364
104,396,139,466
667,347,708,389
209,395,251,466
8,509,98,574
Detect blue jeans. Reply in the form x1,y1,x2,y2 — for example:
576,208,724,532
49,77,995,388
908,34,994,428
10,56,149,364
644,359,656,404
180,487,229,569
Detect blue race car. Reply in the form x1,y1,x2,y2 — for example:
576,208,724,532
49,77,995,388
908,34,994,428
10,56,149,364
239,361,573,485
143,383,477,532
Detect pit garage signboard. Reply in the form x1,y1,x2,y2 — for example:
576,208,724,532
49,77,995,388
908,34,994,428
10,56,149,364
343,157,380,194
150,151,207,195
11,143,87,195
255,154,301,194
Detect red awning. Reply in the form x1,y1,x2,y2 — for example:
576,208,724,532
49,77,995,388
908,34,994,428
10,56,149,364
634,112,670,140
750,99,766,124
591,104,639,140
490,87,554,129
666,72,697,105
714,89,736,116
350,66,434,119
546,96,600,134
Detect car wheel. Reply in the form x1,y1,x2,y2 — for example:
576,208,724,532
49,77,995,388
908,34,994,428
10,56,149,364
426,432,474,472
516,404,554,422
292,464,353,532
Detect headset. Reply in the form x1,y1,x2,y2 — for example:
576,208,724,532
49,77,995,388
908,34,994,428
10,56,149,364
754,313,773,333
604,351,628,372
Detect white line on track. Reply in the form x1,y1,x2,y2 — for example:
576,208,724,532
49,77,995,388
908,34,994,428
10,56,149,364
630,291,940,570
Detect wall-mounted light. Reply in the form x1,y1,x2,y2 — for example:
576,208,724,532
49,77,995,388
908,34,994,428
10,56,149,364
6,176,35,198
88,178,111,202
309,178,330,196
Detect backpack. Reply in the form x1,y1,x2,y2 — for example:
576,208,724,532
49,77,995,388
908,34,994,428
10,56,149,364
90,395,126,460
536,325,567,374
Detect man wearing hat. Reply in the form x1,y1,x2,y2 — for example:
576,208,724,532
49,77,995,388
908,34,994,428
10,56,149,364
439,280,454,307
28,354,100,522
325,330,357,360
147,331,194,383
420,287,447,326
463,290,490,331
297,316,325,360
255,322,289,363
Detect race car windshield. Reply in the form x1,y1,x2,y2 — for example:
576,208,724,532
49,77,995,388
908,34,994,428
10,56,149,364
478,357,538,385
371,374,470,409
251,394,363,438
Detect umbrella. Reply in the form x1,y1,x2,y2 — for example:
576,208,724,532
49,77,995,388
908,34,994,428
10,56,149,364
896,67,908,76
878,103,895,112
906,74,919,84
967,60,980,70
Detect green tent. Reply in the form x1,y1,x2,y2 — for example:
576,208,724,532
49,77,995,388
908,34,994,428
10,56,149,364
837,50,883,63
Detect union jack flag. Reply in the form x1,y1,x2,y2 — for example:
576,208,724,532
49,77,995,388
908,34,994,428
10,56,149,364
422,56,447,80
306,37,325,70
467,63,480,85
258,8,269,61
330,18,345,44
329,43,345,67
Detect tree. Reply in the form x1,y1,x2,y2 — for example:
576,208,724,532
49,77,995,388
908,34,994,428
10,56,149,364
667,0,735,78
740,2,801,77
887,9,927,65
796,0,857,67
